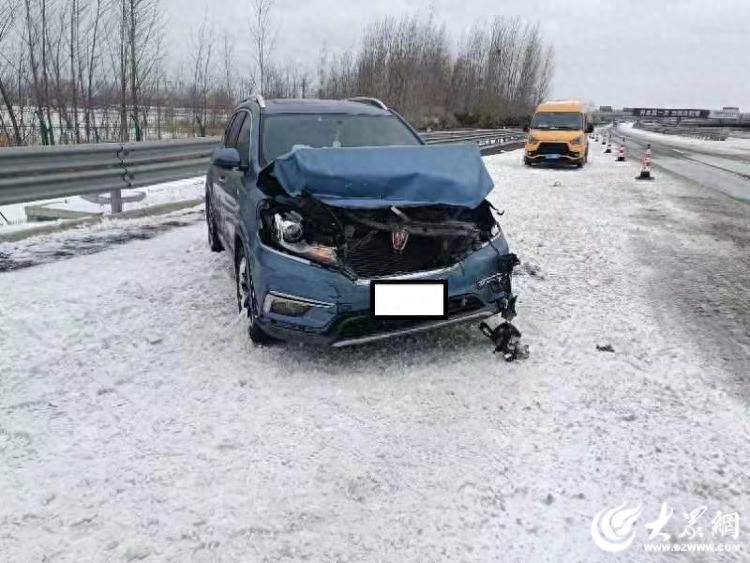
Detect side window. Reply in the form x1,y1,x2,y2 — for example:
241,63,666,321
226,113,246,149
223,114,239,146
236,112,253,166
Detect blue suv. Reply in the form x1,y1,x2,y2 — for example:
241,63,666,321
205,96,518,346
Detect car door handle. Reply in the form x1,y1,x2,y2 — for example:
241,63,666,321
218,175,227,185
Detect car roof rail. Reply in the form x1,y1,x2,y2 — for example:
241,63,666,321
239,94,266,109
347,97,388,111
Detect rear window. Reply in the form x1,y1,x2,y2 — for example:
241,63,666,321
261,114,421,163
530,112,584,131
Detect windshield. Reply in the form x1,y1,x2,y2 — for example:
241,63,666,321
530,111,584,130
261,114,421,162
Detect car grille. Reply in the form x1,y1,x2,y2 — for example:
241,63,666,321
536,142,572,155
336,295,486,339
344,232,469,278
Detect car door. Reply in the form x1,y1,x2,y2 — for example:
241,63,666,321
213,111,246,249
220,110,254,252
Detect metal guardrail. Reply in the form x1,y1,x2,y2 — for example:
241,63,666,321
0,130,524,208
422,129,526,149
633,123,729,141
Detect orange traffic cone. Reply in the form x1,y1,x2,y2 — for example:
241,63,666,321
635,144,654,180
616,144,626,161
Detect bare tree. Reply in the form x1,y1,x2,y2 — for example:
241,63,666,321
190,18,214,136
221,34,237,104
451,17,554,126
536,45,554,103
22,0,54,144
65,0,80,142
248,0,276,94
0,7,553,147
109,0,161,141
128,0,161,140
81,0,107,142
318,14,554,128
116,0,128,140
0,0,23,145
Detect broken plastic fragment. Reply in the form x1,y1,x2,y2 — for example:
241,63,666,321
479,321,529,361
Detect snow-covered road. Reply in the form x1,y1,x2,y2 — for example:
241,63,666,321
615,122,750,203
1,147,748,561
616,122,750,158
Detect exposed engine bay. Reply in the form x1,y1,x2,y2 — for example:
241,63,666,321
259,196,502,279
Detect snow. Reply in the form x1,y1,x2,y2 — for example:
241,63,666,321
1,147,749,561
0,177,204,226
617,122,750,157
0,206,203,271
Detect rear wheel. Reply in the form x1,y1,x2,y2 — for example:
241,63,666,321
235,244,272,344
206,190,223,252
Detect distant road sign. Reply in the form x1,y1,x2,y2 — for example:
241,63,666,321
631,108,710,118
709,109,740,119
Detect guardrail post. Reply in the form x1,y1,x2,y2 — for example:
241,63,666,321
110,189,123,214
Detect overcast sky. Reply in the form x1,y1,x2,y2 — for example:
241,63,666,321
163,0,749,110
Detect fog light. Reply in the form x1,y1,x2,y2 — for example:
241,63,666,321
269,298,311,317
264,292,334,317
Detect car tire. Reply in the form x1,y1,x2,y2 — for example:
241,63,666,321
235,243,272,344
524,157,532,166
206,190,223,252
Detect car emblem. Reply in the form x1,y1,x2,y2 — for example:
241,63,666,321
391,228,409,253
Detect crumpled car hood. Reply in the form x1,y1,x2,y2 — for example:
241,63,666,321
258,144,494,209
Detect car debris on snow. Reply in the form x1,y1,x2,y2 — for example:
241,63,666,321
520,261,543,279
479,320,529,361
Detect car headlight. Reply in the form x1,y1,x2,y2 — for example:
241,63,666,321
272,212,338,265
275,211,304,243
570,135,584,146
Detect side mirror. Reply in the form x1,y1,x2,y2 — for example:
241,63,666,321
586,124,594,133
212,147,241,170
522,125,529,132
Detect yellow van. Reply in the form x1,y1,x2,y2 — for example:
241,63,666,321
523,100,593,167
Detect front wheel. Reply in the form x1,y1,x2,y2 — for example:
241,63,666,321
523,157,532,166
235,245,272,344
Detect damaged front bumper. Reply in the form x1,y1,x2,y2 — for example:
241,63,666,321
250,235,518,347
